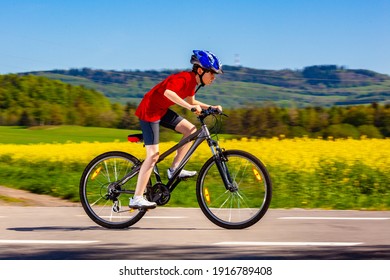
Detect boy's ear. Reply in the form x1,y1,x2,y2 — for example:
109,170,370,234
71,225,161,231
197,67,204,75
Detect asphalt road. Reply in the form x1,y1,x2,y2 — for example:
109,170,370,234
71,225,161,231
0,206,389,260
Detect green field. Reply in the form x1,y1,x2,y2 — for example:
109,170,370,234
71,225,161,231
0,125,237,144
0,126,137,144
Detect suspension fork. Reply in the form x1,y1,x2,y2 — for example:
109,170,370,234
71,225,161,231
208,140,236,192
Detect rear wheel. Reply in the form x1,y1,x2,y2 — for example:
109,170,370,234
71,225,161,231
79,151,146,229
196,150,272,229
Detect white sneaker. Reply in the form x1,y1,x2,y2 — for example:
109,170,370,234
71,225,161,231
129,196,157,209
167,168,197,180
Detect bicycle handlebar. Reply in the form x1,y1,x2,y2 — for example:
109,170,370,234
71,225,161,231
192,107,227,124
191,106,225,117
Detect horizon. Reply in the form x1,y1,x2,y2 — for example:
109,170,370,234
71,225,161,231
16,64,390,78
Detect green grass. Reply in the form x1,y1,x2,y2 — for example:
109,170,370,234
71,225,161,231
0,126,139,144
0,125,237,145
0,194,25,204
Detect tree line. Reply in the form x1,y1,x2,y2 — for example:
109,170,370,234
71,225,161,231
49,65,387,89
221,103,390,138
0,74,122,127
1,74,389,139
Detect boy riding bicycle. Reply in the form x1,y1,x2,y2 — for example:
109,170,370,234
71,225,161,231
130,50,223,209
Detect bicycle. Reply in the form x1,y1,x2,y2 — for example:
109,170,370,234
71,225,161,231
79,108,272,229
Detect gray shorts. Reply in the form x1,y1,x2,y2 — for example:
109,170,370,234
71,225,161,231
139,109,184,145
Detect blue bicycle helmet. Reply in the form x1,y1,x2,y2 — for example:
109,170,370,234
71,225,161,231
191,50,223,74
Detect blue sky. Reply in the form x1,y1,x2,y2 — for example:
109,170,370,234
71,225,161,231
1,0,390,74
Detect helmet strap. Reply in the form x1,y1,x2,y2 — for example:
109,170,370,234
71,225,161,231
195,84,204,94
197,67,207,87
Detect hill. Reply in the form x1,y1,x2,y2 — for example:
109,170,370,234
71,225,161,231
26,65,390,108
1,72,390,138
0,74,122,127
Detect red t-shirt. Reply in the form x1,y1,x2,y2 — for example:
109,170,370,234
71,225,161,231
135,71,197,122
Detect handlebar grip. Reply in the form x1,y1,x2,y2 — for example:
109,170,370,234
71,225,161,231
207,107,222,115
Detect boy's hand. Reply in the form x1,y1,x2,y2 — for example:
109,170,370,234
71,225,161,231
211,105,223,112
190,105,202,115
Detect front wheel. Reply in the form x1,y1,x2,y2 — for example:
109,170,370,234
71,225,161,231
196,150,272,229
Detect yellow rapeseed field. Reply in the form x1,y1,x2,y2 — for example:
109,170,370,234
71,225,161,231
1,138,389,172
1,138,389,209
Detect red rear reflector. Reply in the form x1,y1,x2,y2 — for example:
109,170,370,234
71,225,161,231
127,134,143,143
128,136,141,142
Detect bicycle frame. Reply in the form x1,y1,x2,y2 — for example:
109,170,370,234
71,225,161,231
115,113,233,193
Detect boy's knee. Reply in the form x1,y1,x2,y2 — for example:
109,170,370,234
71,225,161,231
184,125,197,136
149,152,159,162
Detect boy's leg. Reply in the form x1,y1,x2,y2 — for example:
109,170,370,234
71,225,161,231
130,144,159,209
129,144,158,209
130,120,159,209
160,110,197,178
134,144,159,196
170,119,196,170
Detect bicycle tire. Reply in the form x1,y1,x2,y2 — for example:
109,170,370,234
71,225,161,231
79,151,146,229
196,150,272,229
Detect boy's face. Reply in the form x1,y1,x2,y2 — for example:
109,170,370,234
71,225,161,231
198,68,216,85
203,71,216,85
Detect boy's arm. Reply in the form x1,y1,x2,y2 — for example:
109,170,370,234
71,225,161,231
164,90,201,113
186,96,223,112
164,89,222,114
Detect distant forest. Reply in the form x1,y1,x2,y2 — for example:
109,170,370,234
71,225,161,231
1,73,389,138
30,65,390,108
48,65,389,89
0,74,120,127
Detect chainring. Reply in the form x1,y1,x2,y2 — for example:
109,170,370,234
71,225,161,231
147,183,171,205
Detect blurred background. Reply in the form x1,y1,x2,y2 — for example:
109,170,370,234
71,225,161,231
0,0,389,209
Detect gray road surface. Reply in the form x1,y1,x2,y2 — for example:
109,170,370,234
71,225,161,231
0,206,389,259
